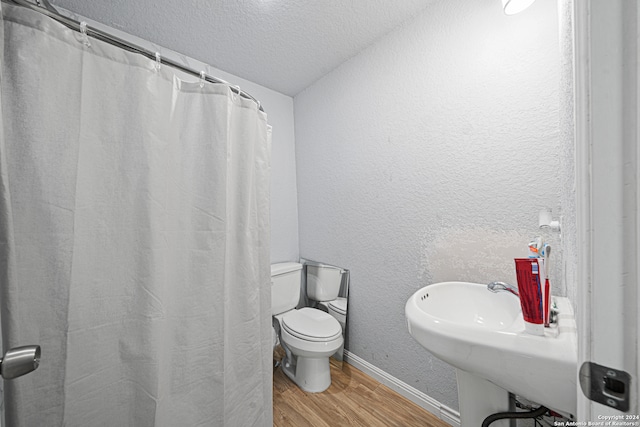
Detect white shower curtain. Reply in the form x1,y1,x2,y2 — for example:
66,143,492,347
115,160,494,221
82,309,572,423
0,4,272,426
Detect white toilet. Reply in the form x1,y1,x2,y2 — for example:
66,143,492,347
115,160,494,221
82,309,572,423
327,297,347,330
271,262,343,393
306,264,345,305
306,264,348,359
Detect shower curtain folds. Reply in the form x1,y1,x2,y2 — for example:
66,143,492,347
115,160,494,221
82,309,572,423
0,3,272,426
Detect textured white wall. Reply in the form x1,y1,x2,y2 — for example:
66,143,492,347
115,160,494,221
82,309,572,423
294,0,570,411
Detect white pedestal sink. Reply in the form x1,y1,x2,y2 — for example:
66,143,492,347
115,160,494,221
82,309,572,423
405,282,577,426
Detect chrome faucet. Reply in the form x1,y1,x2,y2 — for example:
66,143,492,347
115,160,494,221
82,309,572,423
487,281,519,297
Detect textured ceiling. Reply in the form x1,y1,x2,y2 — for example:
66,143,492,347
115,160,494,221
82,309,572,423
49,0,434,96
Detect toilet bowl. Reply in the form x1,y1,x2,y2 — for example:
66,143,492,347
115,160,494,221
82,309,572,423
271,262,343,393
275,307,343,392
327,297,347,328
306,265,348,363
317,297,347,331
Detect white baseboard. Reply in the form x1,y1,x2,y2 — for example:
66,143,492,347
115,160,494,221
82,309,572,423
343,350,460,427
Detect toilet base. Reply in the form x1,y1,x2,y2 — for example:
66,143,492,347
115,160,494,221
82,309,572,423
281,355,331,393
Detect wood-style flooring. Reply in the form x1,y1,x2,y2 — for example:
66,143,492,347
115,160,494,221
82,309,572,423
273,348,451,427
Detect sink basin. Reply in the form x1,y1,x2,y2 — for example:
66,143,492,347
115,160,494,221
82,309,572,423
405,281,577,417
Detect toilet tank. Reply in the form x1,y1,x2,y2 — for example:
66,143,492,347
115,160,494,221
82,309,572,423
306,264,344,302
271,262,303,316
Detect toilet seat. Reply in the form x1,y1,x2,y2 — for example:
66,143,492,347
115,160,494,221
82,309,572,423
328,297,347,316
282,308,342,342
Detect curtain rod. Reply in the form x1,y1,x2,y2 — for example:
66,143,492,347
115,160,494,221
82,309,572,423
4,0,265,112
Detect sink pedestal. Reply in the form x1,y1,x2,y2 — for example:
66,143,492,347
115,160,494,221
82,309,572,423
456,369,512,427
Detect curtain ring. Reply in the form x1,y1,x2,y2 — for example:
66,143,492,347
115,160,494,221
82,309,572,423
232,85,241,101
79,21,91,47
155,52,162,71
199,71,206,89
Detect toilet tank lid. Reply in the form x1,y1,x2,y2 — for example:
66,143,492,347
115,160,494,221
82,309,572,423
271,262,303,277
